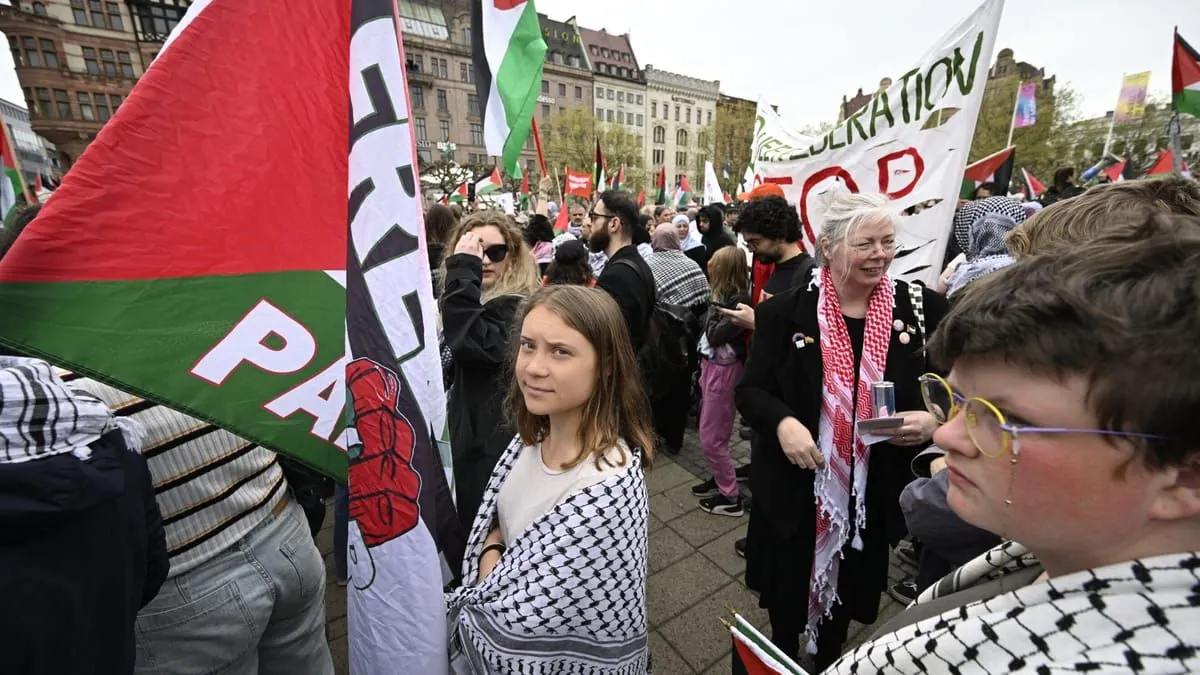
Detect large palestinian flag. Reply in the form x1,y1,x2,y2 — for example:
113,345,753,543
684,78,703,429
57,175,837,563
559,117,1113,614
961,146,1014,199
0,1,461,671
1173,29,1200,118
472,0,547,175
0,123,28,217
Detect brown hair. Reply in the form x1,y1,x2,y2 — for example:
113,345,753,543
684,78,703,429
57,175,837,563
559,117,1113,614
441,211,540,303
708,245,749,302
424,203,457,247
506,285,656,470
1008,177,1200,257
931,213,1200,469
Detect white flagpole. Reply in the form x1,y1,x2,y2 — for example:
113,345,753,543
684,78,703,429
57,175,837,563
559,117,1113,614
1104,73,1125,157
1005,82,1022,148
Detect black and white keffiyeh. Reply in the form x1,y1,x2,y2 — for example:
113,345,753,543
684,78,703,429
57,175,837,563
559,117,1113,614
445,437,650,674
827,543,1200,674
646,250,709,309
952,196,1026,257
0,357,115,464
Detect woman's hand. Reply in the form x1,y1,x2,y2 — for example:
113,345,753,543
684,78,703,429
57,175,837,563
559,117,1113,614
777,417,824,470
478,527,504,581
538,176,553,194
885,411,938,446
718,303,755,330
454,230,485,259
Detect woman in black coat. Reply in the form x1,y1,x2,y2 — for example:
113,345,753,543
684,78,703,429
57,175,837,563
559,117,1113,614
735,193,948,671
440,211,541,532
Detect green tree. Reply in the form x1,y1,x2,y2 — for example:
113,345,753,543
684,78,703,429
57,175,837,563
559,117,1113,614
967,79,1082,186
1062,98,1181,176
542,108,647,196
714,102,756,194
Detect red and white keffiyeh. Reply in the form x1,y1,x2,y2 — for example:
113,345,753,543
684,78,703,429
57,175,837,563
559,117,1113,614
807,266,894,651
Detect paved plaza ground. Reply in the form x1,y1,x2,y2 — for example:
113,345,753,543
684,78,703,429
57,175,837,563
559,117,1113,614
316,426,913,675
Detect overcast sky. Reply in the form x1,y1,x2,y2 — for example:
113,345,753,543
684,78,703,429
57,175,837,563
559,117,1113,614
0,0,1196,128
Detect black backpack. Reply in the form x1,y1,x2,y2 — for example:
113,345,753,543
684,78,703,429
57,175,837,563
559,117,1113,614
613,259,702,400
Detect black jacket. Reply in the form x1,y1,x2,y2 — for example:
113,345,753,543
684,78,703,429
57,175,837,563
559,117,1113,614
699,205,736,259
597,245,655,352
703,291,751,363
0,430,167,675
441,253,525,531
736,280,948,543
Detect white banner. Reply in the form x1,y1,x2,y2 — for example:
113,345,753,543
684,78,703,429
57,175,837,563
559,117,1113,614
752,0,1005,284
703,161,723,204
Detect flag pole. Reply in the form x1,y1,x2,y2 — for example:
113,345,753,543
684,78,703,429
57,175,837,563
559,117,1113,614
530,117,548,177
1170,113,1184,176
1104,73,1124,157
1005,82,1021,148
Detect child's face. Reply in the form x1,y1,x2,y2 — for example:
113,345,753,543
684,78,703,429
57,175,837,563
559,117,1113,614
934,355,1176,572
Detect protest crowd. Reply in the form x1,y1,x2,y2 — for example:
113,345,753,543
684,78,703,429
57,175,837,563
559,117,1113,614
1,0,1200,674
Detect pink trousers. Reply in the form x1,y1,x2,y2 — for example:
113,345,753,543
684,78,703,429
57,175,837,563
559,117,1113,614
699,359,743,499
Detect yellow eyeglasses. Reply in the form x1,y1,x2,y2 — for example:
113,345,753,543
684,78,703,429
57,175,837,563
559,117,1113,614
918,373,1163,459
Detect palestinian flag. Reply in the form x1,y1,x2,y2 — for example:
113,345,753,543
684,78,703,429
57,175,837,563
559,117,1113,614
730,613,807,675
1081,154,1121,182
471,0,546,175
1103,158,1136,183
961,146,1014,199
636,189,645,207
448,167,503,203
673,175,692,208
1173,29,1200,118
519,172,531,211
654,165,667,205
0,124,27,217
553,198,569,234
593,139,606,193
1147,148,1189,175
446,181,470,203
610,164,624,191
0,2,462,671
1021,167,1045,200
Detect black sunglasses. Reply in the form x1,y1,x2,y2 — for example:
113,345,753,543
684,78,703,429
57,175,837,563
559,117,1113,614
483,244,510,263
588,210,614,221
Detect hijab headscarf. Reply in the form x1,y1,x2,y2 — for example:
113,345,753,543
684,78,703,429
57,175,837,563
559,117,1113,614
674,214,704,252
652,223,682,251
952,196,1026,257
946,205,1022,297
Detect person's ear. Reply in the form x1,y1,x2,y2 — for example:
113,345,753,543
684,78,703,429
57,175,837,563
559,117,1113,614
1148,462,1200,522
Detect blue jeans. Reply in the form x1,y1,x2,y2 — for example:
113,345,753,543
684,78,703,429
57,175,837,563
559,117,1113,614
333,483,348,582
133,497,335,675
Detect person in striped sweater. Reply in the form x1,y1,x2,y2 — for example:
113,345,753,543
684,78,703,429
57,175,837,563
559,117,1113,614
68,375,335,675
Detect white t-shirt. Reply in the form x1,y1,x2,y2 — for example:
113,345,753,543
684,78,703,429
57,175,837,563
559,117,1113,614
497,442,632,546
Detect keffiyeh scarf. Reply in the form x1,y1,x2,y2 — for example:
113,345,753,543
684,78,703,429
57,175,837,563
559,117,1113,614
827,545,1200,674
945,210,1020,297
445,438,650,674
952,196,1026,256
0,357,115,464
809,267,894,650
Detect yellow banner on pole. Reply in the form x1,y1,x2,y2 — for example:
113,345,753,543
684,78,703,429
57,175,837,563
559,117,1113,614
1114,71,1152,122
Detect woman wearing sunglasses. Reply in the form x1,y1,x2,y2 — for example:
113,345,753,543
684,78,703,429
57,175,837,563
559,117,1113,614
828,219,1200,673
735,193,949,669
441,211,540,534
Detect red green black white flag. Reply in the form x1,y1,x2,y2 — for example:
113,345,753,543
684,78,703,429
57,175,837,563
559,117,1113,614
1173,29,1200,118
472,0,547,175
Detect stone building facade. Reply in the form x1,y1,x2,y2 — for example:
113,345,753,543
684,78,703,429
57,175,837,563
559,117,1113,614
1,0,185,167
644,65,719,189
578,26,647,167
0,96,57,183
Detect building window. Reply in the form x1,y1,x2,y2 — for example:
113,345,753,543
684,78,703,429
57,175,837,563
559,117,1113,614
110,93,121,109
106,2,123,30
71,0,88,24
677,129,688,146
418,148,432,165
595,86,602,98
636,94,643,105
410,84,424,108
595,108,603,120
54,89,72,118
606,109,613,122
653,149,664,164
557,83,566,96
541,104,550,118
686,108,691,124
433,58,448,78
36,88,52,118
21,38,41,68
636,114,644,127
118,51,134,77
81,47,100,75
461,28,471,46
96,94,110,121
467,93,479,116
677,151,687,167
651,102,656,117
460,62,473,83
132,1,186,41
568,55,580,68
414,117,427,142
616,110,624,124
607,89,614,101
541,80,549,94
653,126,665,144
32,2,47,16
675,105,680,122
437,89,447,111
469,122,483,145
439,119,450,142
40,39,59,69
100,49,117,77
77,92,95,121
617,91,624,103
411,54,423,72
574,86,582,99
707,110,712,125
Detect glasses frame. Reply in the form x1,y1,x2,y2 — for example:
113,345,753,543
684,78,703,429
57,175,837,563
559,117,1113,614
919,372,1163,459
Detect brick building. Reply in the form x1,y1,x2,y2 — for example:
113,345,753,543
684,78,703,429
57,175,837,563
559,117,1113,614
1,0,187,168
578,26,647,167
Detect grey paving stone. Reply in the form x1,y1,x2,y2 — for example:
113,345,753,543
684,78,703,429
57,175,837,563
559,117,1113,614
649,512,666,533
329,635,348,675
658,580,770,673
697,523,749,576
668,507,747,548
648,460,699,496
327,615,347,641
650,527,696,574
701,653,732,675
648,553,732,627
649,630,695,675
650,482,701,524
